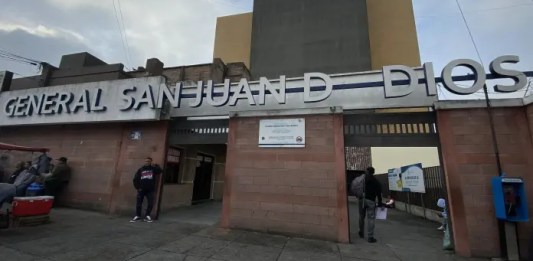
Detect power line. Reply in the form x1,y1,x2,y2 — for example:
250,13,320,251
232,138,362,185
117,0,133,69
0,49,41,65
455,1,506,255
416,3,533,18
455,0,484,65
0,49,43,72
112,0,132,70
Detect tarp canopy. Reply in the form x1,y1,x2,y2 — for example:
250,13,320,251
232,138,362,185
0,142,49,153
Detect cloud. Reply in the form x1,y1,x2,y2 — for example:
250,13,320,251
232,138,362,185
0,0,530,101
413,0,533,100
0,0,253,75
0,28,93,77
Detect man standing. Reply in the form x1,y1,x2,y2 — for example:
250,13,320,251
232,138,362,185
358,167,384,243
131,157,162,223
44,157,71,198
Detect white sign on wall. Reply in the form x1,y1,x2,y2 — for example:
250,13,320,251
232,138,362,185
400,163,425,193
258,118,305,148
388,168,403,192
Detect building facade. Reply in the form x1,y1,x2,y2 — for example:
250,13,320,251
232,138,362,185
0,52,250,215
0,1,532,259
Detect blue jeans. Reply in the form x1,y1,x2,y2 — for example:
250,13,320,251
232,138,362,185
0,183,16,206
359,198,376,238
136,190,154,217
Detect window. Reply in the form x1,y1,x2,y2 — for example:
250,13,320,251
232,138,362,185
164,147,182,184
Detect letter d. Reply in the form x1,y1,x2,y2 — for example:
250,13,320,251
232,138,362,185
383,65,417,98
303,72,332,102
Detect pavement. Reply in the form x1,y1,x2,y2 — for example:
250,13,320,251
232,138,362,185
0,202,488,261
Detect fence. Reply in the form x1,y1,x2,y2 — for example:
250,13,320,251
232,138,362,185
374,166,446,211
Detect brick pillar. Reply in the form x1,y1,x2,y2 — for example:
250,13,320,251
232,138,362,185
437,107,533,259
221,114,349,242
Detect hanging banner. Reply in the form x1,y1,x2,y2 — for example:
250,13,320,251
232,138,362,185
388,168,403,191
400,163,426,193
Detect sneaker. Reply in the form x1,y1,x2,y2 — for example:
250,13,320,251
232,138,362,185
130,216,141,223
358,231,364,238
144,216,153,223
437,226,445,231
368,238,377,243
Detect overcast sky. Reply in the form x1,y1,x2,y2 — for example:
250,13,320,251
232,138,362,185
0,0,531,99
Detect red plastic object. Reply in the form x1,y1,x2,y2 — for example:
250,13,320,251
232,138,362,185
11,196,54,217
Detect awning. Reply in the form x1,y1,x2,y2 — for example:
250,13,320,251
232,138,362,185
0,142,49,153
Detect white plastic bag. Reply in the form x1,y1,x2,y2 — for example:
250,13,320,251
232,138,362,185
376,207,387,220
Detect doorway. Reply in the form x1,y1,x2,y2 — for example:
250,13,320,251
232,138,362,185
343,110,450,250
192,154,214,204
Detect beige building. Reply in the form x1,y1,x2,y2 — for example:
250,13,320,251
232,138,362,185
213,0,440,172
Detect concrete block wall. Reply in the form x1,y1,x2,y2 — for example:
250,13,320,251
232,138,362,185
0,121,168,216
0,123,123,211
221,114,348,242
437,107,533,259
109,121,168,217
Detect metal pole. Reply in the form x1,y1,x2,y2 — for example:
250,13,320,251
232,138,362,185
420,193,427,220
483,84,503,175
407,193,411,214
482,84,509,258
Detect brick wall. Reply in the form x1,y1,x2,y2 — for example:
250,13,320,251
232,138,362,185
108,121,168,217
221,114,348,242
1,123,123,211
0,121,168,216
437,107,533,259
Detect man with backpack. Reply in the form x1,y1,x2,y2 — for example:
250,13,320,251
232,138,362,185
351,166,384,243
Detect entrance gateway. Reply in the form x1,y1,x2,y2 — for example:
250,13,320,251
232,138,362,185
1,55,532,259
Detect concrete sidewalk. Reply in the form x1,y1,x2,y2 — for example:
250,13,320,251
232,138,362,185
0,202,486,261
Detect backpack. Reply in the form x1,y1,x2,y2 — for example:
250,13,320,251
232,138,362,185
351,174,365,198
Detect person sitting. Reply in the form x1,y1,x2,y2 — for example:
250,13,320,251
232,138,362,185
0,162,37,206
437,198,448,231
385,197,395,208
7,161,26,184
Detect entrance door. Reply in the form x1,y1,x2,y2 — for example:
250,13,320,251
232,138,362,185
343,111,448,246
192,154,214,204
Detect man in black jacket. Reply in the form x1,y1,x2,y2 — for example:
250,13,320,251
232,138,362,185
359,167,384,243
131,157,162,223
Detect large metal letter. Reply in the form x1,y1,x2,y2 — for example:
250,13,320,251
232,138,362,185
119,86,136,111
423,63,437,96
383,65,417,98
55,92,74,114
14,95,29,117
26,94,44,116
259,76,286,105
157,82,181,109
134,86,155,110
91,88,106,112
441,59,485,95
489,55,527,93
41,93,58,115
207,79,230,106
4,97,17,117
190,81,204,108
229,78,256,106
304,73,332,102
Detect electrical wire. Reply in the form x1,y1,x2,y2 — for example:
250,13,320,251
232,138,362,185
416,2,533,18
0,49,43,72
116,0,133,70
112,0,132,71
